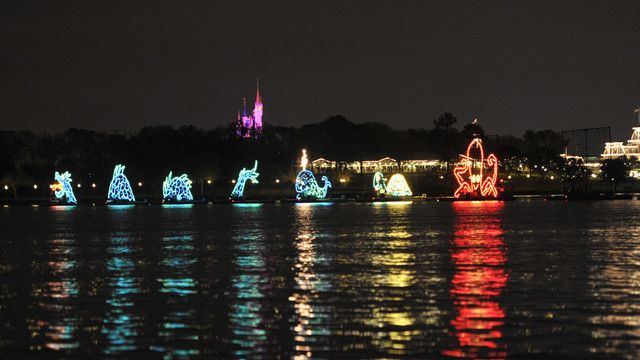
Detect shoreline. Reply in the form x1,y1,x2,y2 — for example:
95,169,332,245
3,192,639,206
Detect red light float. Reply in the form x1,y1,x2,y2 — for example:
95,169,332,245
453,138,500,199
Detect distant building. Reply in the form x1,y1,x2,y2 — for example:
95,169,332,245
310,157,444,174
601,127,640,159
561,127,610,159
236,80,263,138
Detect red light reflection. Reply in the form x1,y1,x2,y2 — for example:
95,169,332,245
443,201,508,359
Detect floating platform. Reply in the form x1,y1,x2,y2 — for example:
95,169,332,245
106,199,149,206
280,198,355,204
48,199,77,206
162,198,206,205
545,193,640,201
356,197,414,203
228,198,274,204
437,195,514,202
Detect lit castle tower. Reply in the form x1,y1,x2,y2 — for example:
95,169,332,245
241,98,253,130
253,79,263,130
235,79,263,138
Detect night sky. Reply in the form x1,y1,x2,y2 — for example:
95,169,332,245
2,1,639,138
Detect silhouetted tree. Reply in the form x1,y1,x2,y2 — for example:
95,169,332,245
433,112,457,130
461,121,484,141
600,157,630,192
560,158,592,193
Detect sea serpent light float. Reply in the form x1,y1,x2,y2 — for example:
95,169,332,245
230,161,260,199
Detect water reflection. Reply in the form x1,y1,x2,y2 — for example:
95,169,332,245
150,233,199,357
365,201,422,356
228,205,269,357
102,233,142,355
9,200,640,358
587,224,640,355
290,203,331,359
30,236,80,351
443,201,507,359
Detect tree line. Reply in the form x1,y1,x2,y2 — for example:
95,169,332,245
0,113,628,198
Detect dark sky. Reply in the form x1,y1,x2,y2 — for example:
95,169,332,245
2,1,639,138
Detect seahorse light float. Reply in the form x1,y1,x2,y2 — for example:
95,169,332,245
373,172,387,195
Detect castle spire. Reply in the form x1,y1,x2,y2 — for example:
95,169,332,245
255,78,262,104
242,97,248,117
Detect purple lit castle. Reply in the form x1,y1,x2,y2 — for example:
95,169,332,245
236,79,263,138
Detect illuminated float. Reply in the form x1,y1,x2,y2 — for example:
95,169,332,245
373,172,412,197
107,164,136,203
162,172,193,203
295,149,332,200
50,171,77,205
453,138,500,199
230,161,260,199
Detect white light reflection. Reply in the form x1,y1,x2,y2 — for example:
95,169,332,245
290,203,331,360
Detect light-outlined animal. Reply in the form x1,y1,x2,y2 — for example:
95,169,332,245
453,138,499,198
373,172,412,197
295,170,331,200
107,164,136,202
373,172,387,194
230,161,259,199
52,171,77,204
163,172,193,202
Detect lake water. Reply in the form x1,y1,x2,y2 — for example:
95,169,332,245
1,201,639,359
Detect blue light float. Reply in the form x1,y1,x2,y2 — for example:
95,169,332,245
295,170,331,200
107,164,135,203
163,172,193,202
230,161,259,199
51,171,77,205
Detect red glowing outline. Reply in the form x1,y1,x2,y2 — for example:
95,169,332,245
453,138,499,199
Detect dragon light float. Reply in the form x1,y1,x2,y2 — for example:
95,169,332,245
107,164,136,203
453,138,500,199
373,172,412,197
50,171,77,205
163,172,193,203
230,161,260,199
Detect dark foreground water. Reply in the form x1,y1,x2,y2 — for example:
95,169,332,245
1,201,639,359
